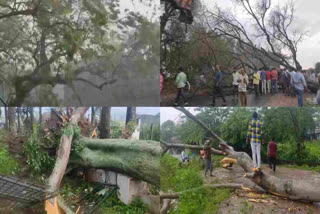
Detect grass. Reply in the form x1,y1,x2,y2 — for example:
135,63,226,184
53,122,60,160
161,154,230,214
280,164,320,173
0,130,18,175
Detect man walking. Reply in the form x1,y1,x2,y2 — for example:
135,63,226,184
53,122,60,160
246,112,262,171
268,138,277,173
292,68,307,107
174,67,188,106
204,140,213,177
212,65,227,106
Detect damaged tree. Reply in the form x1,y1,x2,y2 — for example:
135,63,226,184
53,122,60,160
161,107,320,203
47,107,160,194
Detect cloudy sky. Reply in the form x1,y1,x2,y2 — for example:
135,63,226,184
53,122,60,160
201,0,320,69
160,107,198,124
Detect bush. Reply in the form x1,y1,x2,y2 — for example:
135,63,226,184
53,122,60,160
24,124,55,174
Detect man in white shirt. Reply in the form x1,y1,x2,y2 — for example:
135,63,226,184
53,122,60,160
232,69,239,98
292,69,307,107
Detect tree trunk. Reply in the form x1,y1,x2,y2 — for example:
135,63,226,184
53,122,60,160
30,107,34,131
174,107,320,202
39,107,42,125
8,107,16,132
99,107,111,139
17,108,21,133
70,138,160,186
47,107,89,192
126,107,136,125
91,107,95,124
4,107,8,131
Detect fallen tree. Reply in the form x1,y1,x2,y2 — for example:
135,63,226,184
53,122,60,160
166,107,320,202
47,107,161,194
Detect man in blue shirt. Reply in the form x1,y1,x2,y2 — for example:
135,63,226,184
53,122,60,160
212,65,227,106
292,68,307,107
260,68,267,94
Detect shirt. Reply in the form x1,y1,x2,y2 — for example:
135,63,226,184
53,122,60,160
204,147,211,160
247,119,262,144
238,73,248,92
268,141,277,158
260,70,266,81
310,73,316,82
266,71,271,81
232,72,239,85
253,73,260,85
176,72,187,88
292,72,307,91
271,70,278,80
215,70,223,86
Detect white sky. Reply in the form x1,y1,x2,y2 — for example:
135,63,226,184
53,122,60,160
160,107,198,125
119,0,160,22
201,0,320,69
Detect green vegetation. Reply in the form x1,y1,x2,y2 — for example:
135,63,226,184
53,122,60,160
161,154,230,214
99,191,147,214
23,124,55,175
0,146,18,175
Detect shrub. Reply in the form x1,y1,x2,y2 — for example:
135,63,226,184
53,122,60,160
0,146,18,175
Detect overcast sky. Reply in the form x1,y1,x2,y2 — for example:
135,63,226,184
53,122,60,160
160,107,198,125
201,0,320,69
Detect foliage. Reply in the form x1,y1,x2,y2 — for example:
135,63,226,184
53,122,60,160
140,123,160,141
161,154,230,214
0,146,18,175
99,190,147,214
110,120,122,138
24,124,55,174
161,120,176,142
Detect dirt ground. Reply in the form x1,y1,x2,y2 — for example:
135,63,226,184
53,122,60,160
204,164,320,214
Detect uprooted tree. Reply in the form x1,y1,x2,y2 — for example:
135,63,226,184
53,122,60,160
160,107,320,203
47,107,160,195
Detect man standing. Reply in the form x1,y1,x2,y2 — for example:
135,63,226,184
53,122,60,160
260,68,267,94
232,69,239,98
174,67,188,106
204,140,213,177
238,68,249,107
271,68,278,94
212,65,227,106
246,112,262,171
253,70,260,96
268,138,277,173
292,68,307,107
266,69,271,94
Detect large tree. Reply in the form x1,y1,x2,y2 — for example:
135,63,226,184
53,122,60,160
199,0,307,70
0,0,160,106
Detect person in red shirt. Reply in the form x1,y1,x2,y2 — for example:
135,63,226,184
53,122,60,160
268,138,277,172
266,69,271,94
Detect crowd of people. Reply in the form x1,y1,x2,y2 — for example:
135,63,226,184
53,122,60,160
160,65,320,107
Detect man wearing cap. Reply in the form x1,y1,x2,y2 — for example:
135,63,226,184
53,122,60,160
246,112,263,171
203,140,213,177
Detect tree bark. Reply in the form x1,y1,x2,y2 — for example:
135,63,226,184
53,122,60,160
91,107,95,124
8,107,16,132
47,107,89,192
17,108,21,134
126,107,137,125
99,107,111,139
39,107,42,125
30,107,34,131
4,107,8,131
174,107,320,202
69,138,160,187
